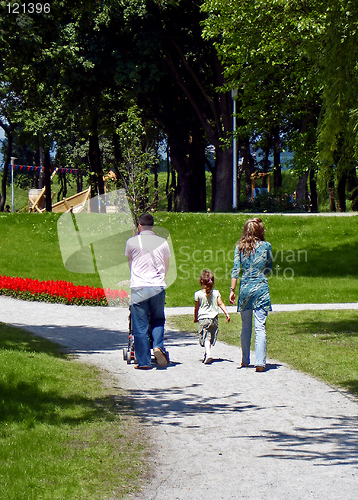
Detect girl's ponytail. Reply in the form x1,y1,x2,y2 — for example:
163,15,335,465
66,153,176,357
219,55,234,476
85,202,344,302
199,270,214,295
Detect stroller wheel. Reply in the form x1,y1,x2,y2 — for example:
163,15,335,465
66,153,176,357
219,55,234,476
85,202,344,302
126,351,132,364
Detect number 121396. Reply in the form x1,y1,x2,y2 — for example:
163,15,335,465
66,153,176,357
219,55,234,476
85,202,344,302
7,3,51,14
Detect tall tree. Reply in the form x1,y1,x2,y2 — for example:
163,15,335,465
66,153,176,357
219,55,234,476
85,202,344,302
201,0,321,195
159,0,233,210
202,0,358,211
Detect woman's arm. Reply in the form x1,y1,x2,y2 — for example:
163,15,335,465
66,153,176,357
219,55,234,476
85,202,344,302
230,246,240,304
229,278,237,305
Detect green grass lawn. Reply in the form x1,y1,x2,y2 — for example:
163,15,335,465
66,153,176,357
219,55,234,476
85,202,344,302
0,323,148,499
168,308,358,398
160,212,358,306
1,212,357,306
0,212,103,289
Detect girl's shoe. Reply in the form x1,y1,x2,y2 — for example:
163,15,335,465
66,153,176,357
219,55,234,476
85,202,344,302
241,362,249,367
203,354,212,364
255,366,265,372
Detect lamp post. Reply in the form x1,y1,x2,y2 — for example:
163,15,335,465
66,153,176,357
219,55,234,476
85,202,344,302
10,157,16,213
231,89,238,209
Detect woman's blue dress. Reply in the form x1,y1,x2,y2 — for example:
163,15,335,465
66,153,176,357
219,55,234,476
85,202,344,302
231,241,272,312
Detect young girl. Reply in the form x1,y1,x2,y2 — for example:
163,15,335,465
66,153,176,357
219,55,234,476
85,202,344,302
194,270,230,364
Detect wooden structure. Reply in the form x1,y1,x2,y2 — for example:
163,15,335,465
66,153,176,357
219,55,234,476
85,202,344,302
27,167,91,213
250,172,270,199
51,186,91,213
28,169,58,212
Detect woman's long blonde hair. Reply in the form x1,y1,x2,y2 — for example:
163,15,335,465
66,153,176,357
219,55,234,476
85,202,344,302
237,218,266,256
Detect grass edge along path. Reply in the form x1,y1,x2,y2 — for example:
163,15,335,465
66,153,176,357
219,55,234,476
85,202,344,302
167,309,358,400
0,323,149,500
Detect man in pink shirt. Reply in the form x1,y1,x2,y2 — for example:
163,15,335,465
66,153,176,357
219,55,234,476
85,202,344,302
125,213,170,369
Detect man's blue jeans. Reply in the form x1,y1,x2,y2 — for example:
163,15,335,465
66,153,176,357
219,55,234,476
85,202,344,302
130,287,166,367
240,308,267,367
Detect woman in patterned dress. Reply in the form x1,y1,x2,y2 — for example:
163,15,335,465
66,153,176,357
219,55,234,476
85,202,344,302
229,218,272,372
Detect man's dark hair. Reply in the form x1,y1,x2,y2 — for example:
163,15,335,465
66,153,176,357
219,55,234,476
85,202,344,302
138,213,154,227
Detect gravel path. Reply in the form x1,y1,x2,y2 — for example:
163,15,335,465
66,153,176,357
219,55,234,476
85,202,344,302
1,296,357,500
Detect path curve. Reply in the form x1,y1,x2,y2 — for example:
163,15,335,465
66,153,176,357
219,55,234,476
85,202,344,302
1,296,357,500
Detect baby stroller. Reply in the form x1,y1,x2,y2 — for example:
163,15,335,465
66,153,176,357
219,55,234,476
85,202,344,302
122,310,136,364
122,309,169,365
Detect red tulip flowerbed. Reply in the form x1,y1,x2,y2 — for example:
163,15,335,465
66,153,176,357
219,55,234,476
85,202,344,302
0,275,129,307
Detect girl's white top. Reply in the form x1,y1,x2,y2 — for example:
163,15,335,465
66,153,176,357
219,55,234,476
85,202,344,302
194,289,221,320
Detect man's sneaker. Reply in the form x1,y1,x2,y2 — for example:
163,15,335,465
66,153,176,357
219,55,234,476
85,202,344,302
153,348,168,367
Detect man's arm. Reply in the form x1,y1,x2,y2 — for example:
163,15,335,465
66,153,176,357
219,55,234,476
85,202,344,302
164,257,169,276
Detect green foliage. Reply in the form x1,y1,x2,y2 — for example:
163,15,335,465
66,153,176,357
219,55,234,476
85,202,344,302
115,105,159,221
0,323,147,499
314,1,358,168
1,0,358,212
249,191,303,213
201,0,318,141
201,0,358,202
168,309,358,397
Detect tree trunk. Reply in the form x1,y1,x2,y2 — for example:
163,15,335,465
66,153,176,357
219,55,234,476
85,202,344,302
309,168,318,212
273,127,282,189
153,163,158,208
213,146,233,211
0,130,13,212
165,146,173,211
57,171,67,202
38,145,44,189
188,129,206,211
296,170,309,204
347,166,358,211
337,173,347,212
261,145,270,188
139,173,149,212
44,148,52,212
328,178,336,212
168,128,206,212
77,171,83,193
236,159,245,208
242,138,255,200
163,42,233,211
88,126,105,212
112,133,122,188
170,152,206,211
